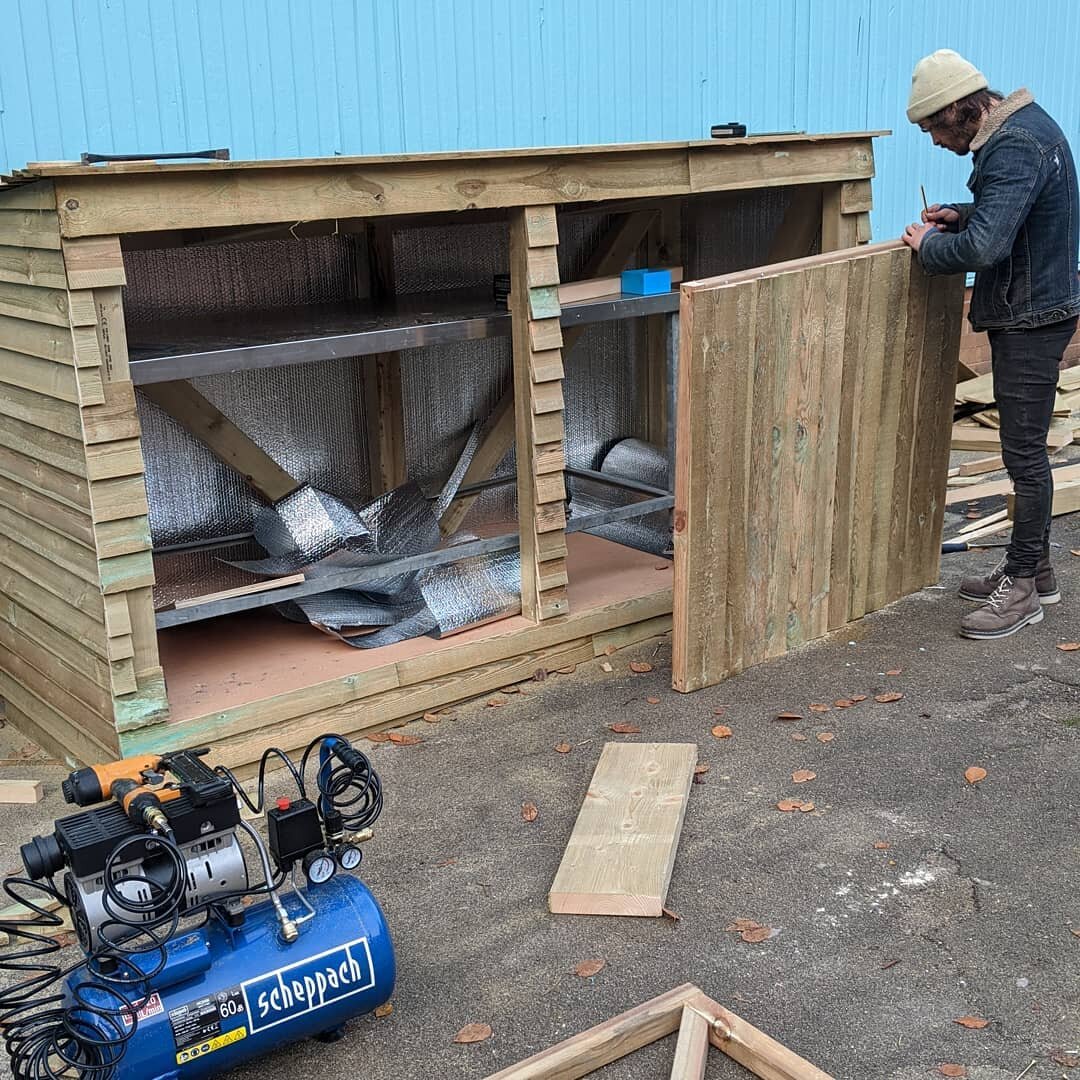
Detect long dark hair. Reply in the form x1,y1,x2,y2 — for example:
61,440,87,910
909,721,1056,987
922,89,1003,135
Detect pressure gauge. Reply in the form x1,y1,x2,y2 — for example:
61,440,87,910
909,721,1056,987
302,849,337,886
337,844,362,872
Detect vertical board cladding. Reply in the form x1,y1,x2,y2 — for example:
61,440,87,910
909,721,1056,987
672,241,964,693
0,182,168,763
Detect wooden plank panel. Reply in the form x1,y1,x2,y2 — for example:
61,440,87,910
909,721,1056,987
0,347,81,401
0,279,74,327
865,250,910,612
0,504,97,582
0,690,117,769
548,742,697,916
673,287,739,690
89,474,150,523
92,286,130,381
0,412,86,477
1,534,104,620
0,182,56,211
0,442,90,511
846,253,893,620
0,471,94,546
61,236,126,288
0,381,82,438
0,563,111,662
139,381,295,500
0,209,61,250
361,354,407,494
827,257,871,630
125,586,163,680
0,312,73,362
95,515,153,559
0,245,68,289
81,381,142,444
85,438,144,481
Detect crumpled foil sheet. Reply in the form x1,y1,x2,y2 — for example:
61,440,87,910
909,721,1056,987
569,437,671,557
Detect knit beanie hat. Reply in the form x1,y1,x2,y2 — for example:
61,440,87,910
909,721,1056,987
907,49,988,123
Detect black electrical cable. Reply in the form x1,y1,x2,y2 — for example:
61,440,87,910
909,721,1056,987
299,733,384,832
214,745,306,813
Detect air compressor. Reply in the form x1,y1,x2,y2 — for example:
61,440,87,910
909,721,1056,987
0,734,395,1079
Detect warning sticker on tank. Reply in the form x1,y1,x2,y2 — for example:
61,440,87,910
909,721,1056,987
169,985,247,1058
175,1025,247,1066
241,936,375,1034
120,991,164,1028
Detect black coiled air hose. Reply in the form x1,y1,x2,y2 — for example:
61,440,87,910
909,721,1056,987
301,733,383,831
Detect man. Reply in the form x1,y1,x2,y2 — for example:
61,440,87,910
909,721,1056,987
901,49,1080,639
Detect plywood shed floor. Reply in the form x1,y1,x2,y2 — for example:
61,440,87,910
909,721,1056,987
154,532,672,729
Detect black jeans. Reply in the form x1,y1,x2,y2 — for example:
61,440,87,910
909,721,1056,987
989,316,1078,576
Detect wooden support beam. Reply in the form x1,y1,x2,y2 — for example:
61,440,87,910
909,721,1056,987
548,741,697,915
362,354,408,494
669,1004,710,1080
821,180,872,252
138,381,299,502
485,984,700,1080
645,201,682,445
510,205,569,621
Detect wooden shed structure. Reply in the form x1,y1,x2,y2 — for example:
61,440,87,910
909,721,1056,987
0,132,962,770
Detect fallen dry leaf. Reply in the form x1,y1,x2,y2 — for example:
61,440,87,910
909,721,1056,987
791,769,816,784
776,799,805,812
809,703,831,713
834,699,854,708
874,841,890,850
554,742,571,754
609,722,641,734
1052,1050,1080,1067
798,801,815,812
713,707,726,715
654,562,670,571
1071,549,1080,557
533,668,547,681
366,732,390,743
521,802,538,822
965,510,980,519
453,1023,493,1045
557,665,577,675
1057,642,1080,652
937,1066,966,1078
603,645,617,656
502,686,522,695
629,661,653,673
964,766,987,785
646,696,661,705
816,732,835,743
740,926,773,943
952,1017,989,1030
573,958,605,978
711,724,733,739
726,918,764,932
487,698,506,708
422,712,442,724
885,669,903,676
850,694,868,703
388,732,422,745
694,764,711,776
880,958,901,970
375,1002,393,1018
874,692,904,703
792,733,808,741
776,711,802,721
600,661,613,672
1071,928,1080,938
662,907,681,922
436,858,456,867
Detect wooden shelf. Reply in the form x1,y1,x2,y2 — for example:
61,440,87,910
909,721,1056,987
127,288,680,384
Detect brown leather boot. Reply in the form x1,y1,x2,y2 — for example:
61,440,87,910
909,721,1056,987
960,575,1044,639
958,555,1060,605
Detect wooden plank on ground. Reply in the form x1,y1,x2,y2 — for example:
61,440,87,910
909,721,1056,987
548,742,697,916
1008,478,1080,519
669,1005,710,1080
139,381,298,501
0,779,44,804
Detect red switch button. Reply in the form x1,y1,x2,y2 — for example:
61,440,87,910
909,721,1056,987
276,797,291,811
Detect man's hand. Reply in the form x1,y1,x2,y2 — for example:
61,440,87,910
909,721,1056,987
922,203,960,228
901,221,937,253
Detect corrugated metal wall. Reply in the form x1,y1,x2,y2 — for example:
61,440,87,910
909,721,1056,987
3,0,1079,238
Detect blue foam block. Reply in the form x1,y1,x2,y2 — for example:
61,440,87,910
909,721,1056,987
620,268,672,296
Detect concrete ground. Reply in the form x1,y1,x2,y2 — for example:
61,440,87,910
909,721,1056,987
1,517,1079,1079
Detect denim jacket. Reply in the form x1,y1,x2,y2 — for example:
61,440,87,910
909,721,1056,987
918,89,1080,332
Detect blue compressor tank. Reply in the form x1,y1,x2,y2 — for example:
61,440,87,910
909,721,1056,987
67,874,394,1080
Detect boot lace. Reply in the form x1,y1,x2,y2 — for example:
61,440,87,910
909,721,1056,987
986,574,1014,610
984,555,1007,583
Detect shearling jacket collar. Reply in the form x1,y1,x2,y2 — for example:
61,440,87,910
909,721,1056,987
970,88,1035,152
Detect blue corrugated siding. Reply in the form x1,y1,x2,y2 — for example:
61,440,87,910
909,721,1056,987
2,0,1079,239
